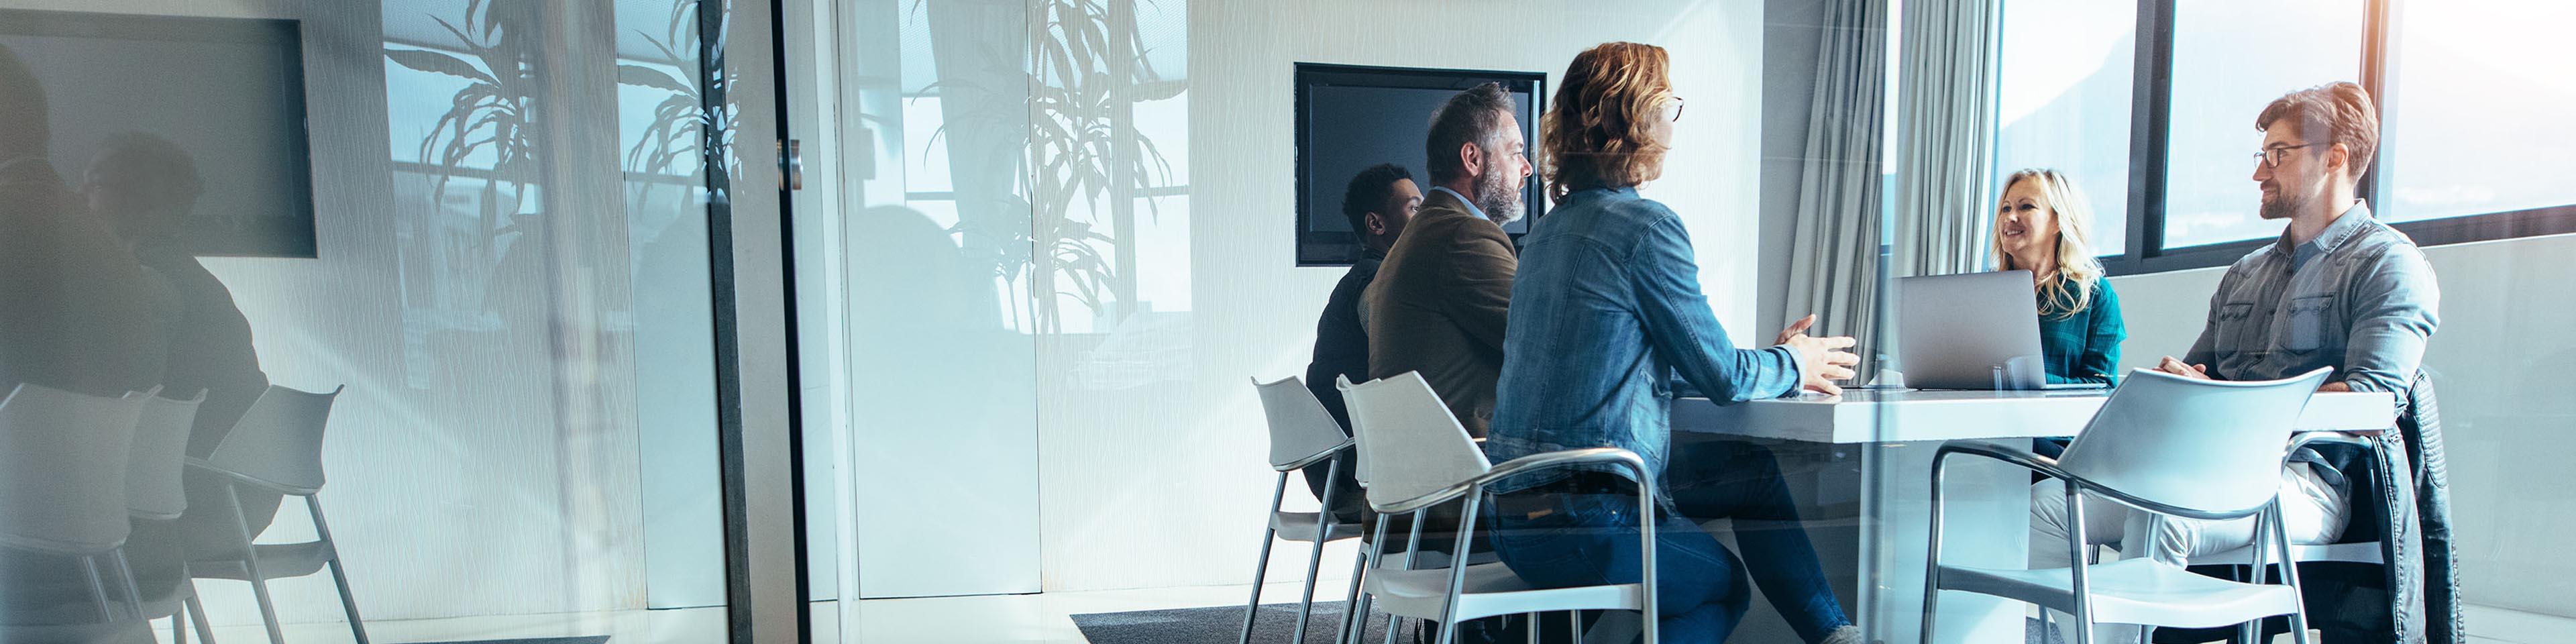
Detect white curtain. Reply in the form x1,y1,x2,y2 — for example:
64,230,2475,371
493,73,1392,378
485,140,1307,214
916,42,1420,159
1891,0,2002,278
1782,0,1891,374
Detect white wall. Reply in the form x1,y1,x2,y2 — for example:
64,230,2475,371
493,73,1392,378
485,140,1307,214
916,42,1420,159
1008,0,1771,592
2109,231,2576,619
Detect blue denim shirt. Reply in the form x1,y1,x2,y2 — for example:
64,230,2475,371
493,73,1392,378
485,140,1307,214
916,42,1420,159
1485,186,1805,494
2183,201,2439,394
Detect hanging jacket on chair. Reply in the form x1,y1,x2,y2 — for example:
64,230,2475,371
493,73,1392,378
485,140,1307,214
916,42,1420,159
2160,369,2461,644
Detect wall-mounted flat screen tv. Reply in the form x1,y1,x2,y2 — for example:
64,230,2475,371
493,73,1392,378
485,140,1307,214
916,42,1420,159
1295,63,1544,266
0,8,315,258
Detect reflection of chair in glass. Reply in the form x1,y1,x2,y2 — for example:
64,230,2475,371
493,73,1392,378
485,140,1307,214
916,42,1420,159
128,389,220,643
0,383,152,621
186,384,368,644
1340,372,1662,644
1239,376,1366,644
1925,368,2333,644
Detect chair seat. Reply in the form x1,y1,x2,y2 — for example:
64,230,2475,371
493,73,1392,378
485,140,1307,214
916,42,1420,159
1938,558,2302,629
1271,511,1365,543
1364,561,1642,625
2200,541,2383,565
191,541,333,581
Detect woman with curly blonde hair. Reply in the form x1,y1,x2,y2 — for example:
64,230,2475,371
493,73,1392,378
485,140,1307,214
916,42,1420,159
1482,42,1864,644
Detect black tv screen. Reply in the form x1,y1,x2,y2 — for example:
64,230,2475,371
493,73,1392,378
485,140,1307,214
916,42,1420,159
1295,63,1544,266
0,8,315,258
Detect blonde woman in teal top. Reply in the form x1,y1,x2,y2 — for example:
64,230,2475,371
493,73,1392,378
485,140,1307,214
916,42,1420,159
1993,168,2124,386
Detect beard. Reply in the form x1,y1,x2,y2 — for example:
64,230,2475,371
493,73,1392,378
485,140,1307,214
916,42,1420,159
1472,164,1525,224
2258,181,2312,221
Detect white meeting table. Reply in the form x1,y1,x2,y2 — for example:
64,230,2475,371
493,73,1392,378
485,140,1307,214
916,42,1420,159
1668,387,2394,644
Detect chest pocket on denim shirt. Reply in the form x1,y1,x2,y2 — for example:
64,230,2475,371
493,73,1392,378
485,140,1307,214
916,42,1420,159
2284,293,2337,354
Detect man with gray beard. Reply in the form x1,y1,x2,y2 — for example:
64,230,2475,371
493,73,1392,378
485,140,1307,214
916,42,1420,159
1361,81,1529,439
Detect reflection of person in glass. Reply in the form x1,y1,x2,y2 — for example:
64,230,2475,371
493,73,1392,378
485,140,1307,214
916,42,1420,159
81,132,281,595
1483,42,1864,644
0,42,180,627
1302,163,1419,526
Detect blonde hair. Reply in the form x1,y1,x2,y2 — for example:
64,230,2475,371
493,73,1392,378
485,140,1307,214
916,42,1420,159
1992,168,2105,319
1541,42,1672,204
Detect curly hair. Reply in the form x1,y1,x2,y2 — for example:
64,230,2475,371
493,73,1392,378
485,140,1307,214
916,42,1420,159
1541,42,1672,204
1340,162,1413,233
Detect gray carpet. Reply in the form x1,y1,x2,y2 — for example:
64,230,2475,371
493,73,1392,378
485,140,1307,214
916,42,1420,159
1071,602,2070,644
1073,601,1393,644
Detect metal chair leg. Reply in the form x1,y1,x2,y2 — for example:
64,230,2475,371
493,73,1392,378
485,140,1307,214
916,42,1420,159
1432,492,1483,644
309,496,371,644
1923,453,1949,644
109,548,147,621
1244,473,1289,644
1346,515,1395,644
226,486,288,644
1294,461,1345,644
1383,508,1428,644
79,555,113,621
1336,511,1380,644
2065,486,2094,644
2270,505,2314,644
186,588,218,644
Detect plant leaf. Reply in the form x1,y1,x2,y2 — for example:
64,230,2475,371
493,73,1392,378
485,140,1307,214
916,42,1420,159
619,64,692,93
387,48,498,85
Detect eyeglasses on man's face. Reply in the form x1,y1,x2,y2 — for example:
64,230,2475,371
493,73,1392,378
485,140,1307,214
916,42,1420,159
2253,142,2325,168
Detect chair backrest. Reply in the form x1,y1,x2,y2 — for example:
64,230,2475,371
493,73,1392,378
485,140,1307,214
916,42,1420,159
0,384,151,552
127,390,208,520
203,384,344,495
1340,372,1491,511
2057,367,2332,515
1252,376,1352,471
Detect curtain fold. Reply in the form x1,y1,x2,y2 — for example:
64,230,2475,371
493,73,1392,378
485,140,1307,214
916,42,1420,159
1782,0,1890,375
1892,0,2003,278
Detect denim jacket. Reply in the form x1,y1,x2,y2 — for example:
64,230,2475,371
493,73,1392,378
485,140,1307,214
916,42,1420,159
2182,201,2438,395
1485,186,1804,494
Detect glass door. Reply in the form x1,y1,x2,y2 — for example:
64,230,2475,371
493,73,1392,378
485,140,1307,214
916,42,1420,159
0,0,806,642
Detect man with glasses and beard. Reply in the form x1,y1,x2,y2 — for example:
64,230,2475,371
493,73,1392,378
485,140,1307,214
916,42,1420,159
1362,82,1530,439
2032,81,2440,644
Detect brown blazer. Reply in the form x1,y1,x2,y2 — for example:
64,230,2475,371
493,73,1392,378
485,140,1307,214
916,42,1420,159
1360,188,1514,437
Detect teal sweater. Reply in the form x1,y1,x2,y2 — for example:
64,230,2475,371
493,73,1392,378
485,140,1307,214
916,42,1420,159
2039,276,2125,384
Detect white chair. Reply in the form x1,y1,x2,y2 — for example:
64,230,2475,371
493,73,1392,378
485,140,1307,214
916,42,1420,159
186,384,369,644
1340,372,1661,644
0,383,152,621
1242,376,1369,644
1924,367,2335,644
129,390,220,644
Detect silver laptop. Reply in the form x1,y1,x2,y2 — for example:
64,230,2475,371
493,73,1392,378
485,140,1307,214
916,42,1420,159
1894,270,2105,390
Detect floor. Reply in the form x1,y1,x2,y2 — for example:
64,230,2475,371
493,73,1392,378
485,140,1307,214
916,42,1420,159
144,586,2574,643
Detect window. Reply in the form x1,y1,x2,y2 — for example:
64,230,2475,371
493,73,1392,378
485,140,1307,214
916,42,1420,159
2087,0,2576,274
2377,0,2576,224
2159,0,2363,250
1992,0,2138,256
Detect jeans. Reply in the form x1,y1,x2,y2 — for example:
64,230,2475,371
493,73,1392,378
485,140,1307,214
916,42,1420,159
1487,441,1852,644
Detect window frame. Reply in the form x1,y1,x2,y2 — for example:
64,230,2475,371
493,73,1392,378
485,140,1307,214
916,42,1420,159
2102,0,2576,276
